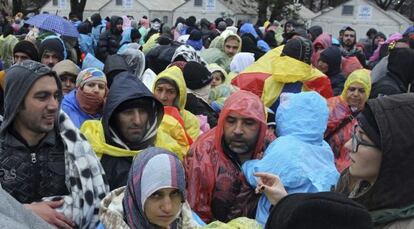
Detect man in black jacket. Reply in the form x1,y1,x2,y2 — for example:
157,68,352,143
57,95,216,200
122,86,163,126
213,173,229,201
96,16,123,62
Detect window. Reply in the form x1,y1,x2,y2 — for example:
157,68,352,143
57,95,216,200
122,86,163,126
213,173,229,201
342,5,354,15
194,0,203,6
116,0,123,6
52,0,58,6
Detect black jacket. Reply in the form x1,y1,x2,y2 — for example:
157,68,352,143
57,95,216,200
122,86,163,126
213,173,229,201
100,72,163,190
370,48,414,98
320,46,346,96
96,16,123,62
185,93,218,127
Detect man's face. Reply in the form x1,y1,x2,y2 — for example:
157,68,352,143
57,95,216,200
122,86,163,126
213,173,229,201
343,30,356,47
154,83,178,107
374,36,385,46
41,51,60,68
223,112,260,156
13,76,60,137
224,38,240,57
60,74,76,95
13,52,30,64
114,107,149,144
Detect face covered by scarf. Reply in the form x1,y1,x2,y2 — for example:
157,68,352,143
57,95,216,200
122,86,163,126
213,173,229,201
123,147,186,229
75,68,108,115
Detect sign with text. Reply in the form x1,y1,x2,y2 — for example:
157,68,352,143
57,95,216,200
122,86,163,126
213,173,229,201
206,0,216,11
357,5,373,20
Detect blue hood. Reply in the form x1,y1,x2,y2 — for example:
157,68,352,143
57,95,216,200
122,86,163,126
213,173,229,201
276,91,328,144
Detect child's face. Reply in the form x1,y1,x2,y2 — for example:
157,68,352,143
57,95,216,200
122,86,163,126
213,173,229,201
211,71,224,87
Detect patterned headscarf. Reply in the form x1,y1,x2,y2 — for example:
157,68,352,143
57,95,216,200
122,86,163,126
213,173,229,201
171,45,206,65
123,147,186,229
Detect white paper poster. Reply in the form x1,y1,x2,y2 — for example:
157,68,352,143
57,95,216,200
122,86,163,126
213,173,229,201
357,5,373,20
206,0,216,11
124,0,133,9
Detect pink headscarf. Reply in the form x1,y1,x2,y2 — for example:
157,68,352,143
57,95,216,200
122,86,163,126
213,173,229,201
311,33,332,67
140,18,150,29
369,33,402,62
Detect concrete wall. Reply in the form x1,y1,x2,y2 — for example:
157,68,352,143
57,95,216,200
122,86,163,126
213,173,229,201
173,0,236,25
311,0,411,38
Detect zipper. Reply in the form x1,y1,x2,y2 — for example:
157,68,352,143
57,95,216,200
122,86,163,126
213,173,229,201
31,152,37,163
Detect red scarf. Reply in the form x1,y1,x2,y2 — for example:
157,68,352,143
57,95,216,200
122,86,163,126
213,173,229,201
76,89,106,115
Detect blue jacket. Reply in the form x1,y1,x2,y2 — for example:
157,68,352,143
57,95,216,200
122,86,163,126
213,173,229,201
242,91,339,225
61,90,102,129
79,34,95,55
240,23,271,52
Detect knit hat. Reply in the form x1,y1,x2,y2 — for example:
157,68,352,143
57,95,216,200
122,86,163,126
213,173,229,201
182,61,212,90
340,69,372,102
357,104,381,149
217,21,227,31
282,37,313,64
52,59,80,77
39,36,66,61
265,192,373,229
13,40,39,62
76,67,107,88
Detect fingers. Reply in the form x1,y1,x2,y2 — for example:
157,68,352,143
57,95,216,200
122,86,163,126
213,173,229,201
54,212,75,228
45,200,65,209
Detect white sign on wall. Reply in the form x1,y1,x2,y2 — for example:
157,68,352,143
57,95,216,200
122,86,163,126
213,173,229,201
124,0,133,9
206,0,216,11
59,0,66,8
357,5,373,20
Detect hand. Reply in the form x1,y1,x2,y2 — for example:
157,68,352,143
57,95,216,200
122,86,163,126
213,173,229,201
24,200,75,229
254,172,288,205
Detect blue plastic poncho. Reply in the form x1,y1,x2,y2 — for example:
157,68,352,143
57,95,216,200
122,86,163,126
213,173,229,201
242,91,339,225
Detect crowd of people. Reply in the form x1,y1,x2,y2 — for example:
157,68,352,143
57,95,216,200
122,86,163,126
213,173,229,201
0,9,414,229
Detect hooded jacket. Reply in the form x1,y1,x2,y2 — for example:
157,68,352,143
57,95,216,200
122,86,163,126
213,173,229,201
243,91,339,225
81,72,163,190
326,69,371,172
103,54,129,87
319,46,346,96
184,90,267,223
201,31,242,72
348,93,414,227
153,66,200,141
1,61,109,228
370,48,414,98
61,90,102,128
96,16,123,61
310,32,332,67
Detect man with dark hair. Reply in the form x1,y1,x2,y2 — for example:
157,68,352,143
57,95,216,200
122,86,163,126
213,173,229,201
81,72,164,190
0,60,108,228
340,27,367,67
38,36,67,68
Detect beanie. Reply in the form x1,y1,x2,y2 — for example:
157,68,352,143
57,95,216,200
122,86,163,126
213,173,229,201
39,36,66,61
182,61,212,90
357,104,381,149
13,40,40,62
76,67,107,88
266,192,373,229
282,37,313,64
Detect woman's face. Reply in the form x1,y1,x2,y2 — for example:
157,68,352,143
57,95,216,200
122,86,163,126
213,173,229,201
144,188,183,228
81,80,107,99
374,36,385,46
345,82,366,109
211,71,224,87
345,125,382,184
154,83,178,107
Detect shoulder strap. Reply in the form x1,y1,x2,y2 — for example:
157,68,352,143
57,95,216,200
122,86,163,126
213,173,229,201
325,114,355,142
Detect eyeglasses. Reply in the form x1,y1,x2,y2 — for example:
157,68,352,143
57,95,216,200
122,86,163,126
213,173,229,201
351,125,377,153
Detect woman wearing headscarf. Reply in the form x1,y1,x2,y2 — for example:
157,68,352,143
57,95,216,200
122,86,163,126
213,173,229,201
62,67,108,128
98,147,202,229
153,66,201,141
310,32,332,68
336,93,414,228
325,69,371,172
